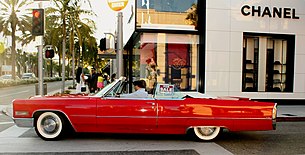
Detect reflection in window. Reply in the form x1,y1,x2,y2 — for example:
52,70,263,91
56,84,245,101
242,33,295,92
132,33,199,92
136,0,198,30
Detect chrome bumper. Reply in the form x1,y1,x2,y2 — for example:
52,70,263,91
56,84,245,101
272,103,277,130
14,118,34,128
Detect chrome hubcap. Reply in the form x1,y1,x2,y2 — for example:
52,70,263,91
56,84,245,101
41,116,58,133
198,127,215,136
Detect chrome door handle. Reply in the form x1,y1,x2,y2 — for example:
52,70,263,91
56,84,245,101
146,102,155,106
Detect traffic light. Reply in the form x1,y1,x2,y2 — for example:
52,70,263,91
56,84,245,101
45,49,54,59
99,38,106,51
32,9,44,36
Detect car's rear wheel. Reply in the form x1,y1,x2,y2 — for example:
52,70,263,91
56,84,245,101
193,126,221,141
35,112,65,141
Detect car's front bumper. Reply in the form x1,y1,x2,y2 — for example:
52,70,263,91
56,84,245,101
14,118,33,128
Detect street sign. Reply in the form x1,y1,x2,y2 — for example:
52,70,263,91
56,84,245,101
107,0,128,11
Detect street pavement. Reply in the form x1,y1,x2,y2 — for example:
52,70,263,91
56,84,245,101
277,105,305,121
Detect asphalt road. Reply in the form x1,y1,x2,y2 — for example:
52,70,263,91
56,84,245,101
216,122,305,155
0,80,73,132
0,122,304,154
0,80,73,106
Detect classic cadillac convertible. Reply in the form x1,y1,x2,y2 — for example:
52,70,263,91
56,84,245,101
13,77,277,141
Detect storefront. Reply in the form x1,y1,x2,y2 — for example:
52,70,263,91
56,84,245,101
122,0,305,103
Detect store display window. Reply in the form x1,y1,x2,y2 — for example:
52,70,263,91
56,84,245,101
242,32,295,92
131,33,199,92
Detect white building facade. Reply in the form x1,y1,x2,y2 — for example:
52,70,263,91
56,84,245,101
205,0,305,101
121,0,305,103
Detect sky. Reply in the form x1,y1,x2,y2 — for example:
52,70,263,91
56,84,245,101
90,0,117,39
1,0,120,53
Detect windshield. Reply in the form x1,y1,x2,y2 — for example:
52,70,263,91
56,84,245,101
154,84,184,100
93,77,126,97
92,77,183,100
93,80,118,97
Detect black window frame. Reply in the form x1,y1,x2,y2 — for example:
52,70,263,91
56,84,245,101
242,32,295,93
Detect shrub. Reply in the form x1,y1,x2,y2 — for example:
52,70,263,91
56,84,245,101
0,76,63,88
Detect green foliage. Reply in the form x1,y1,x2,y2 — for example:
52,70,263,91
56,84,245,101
0,0,32,80
44,0,97,76
0,0,99,81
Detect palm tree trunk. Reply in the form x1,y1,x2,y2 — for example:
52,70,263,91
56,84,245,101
58,49,61,76
61,12,66,93
11,25,16,80
76,28,83,68
70,28,76,88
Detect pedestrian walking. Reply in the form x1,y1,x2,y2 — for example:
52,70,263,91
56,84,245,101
89,67,98,93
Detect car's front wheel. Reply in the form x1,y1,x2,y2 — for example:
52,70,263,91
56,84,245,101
193,126,221,141
35,112,65,141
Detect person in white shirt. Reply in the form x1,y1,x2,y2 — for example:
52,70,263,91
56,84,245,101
119,80,148,98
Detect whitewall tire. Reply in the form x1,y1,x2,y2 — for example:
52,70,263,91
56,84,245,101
35,112,65,140
193,126,221,141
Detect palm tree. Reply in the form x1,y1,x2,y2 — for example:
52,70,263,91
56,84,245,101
82,34,98,66
67,1,96,87
45,0,96,88
0,0,32,79
185,4,198,29
44,7,63,76
51,0,71,92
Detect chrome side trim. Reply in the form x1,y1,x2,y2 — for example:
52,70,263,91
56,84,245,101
96,116,272,120
13,118,33,128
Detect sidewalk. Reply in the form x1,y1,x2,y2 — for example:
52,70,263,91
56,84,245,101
276,105,305,122
1,87,70,119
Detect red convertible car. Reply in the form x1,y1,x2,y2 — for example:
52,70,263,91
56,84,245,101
13,77,277,141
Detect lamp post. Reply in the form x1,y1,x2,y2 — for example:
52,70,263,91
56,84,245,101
117,12,124,78
106,0,128,78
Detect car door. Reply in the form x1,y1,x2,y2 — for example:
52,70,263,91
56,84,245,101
156,99,191,134
96,97,157,133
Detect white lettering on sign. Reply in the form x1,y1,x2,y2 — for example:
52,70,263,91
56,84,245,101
112,2,124,8
159,84,174,95
107,0,128,11
108,0,128,2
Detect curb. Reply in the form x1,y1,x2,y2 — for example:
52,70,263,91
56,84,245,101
277,117,305,122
